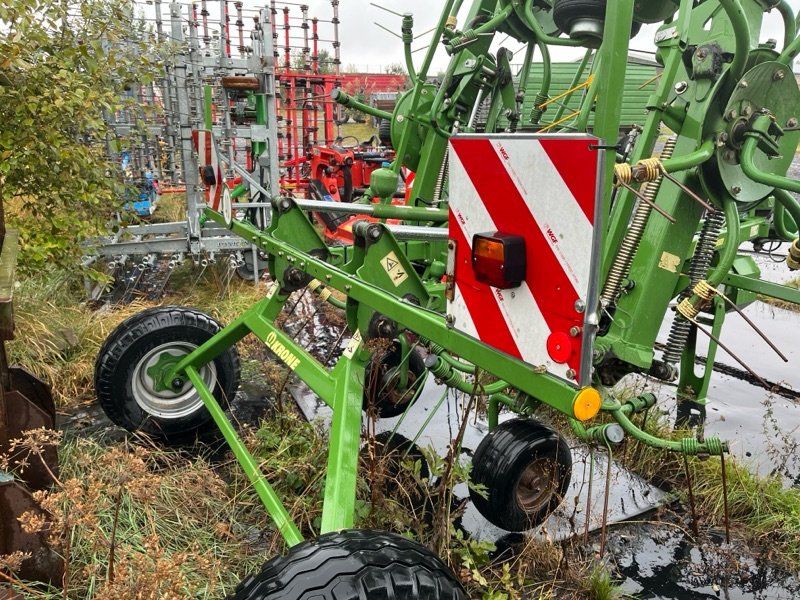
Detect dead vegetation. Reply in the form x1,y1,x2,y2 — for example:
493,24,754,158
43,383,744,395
3,267,798,599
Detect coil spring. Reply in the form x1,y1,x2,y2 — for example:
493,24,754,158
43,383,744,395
529,92,550,125
600,137,677,306
432,152,449,205
662,210,725,364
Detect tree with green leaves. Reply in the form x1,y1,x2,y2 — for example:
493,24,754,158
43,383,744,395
0,0,160,276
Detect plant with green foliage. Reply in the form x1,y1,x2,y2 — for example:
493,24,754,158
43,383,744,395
0,0,161,275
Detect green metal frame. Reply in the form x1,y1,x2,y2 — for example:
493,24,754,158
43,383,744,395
130,0,800,546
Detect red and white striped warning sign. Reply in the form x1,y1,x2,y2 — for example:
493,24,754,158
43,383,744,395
447,134,602,385
192,129,224,211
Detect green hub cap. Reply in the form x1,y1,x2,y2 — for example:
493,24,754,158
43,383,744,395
138,342,217,419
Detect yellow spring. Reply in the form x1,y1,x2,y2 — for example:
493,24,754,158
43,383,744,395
693,280,716,300
613,162,633,185
635,157,662,182
676,298,700,320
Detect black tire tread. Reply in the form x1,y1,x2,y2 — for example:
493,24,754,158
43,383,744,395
94,306,240,443
470,418,572,532
230,529,467,600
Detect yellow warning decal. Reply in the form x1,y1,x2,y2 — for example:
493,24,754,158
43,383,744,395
381,251,409,286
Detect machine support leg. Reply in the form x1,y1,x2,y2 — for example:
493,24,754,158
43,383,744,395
185,364,304,546
320,352,367,533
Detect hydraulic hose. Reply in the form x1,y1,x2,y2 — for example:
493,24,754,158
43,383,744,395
774,187,800,232
775,0,797,53
529,40,552,125
402,15,417,82
521,0,585,46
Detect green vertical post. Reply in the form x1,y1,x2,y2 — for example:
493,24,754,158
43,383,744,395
591,0,635,212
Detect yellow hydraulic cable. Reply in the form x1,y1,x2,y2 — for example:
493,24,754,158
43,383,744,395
539,109,582,133
536,74,595,111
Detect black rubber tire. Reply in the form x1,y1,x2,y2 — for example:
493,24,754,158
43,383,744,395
229,529,467,600
235,250,269,281
363,342,426,418
94,306,240,444
363,431,431,515
552,0,642,38
378,119,392,148
469,418,572,532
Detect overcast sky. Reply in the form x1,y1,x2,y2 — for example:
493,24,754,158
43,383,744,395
266,0,800,73
149,0,800,72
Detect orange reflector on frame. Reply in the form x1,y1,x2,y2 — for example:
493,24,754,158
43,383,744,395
573,387,602,421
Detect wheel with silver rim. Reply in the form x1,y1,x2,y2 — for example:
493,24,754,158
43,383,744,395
469,418,572,532
95,306,240,444
221,186,233,225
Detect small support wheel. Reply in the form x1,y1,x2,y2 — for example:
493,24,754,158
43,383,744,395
469,418,572,532
363,341,427,418
235,250,269,281
363,432,431,516
229,529,467,599
94,306,240,444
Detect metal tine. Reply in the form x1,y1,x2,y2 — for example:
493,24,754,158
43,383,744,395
617,180,677,223
712,287,788,362
659,168,717,213
685,314,770,389
374,21,403,39
369,2,404,17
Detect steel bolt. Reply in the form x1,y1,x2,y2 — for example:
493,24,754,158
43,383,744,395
787,118,798,128
726,109,737,121
674,81,688,94
738,80,748,88
171,378,185,389
569,326,581,337
566,368,577,380
730,185,741,195
742,105,752,117
574,299,586,313
773,70,785,81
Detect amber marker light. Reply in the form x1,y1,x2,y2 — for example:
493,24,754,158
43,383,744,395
471,232,526,289
573,387,601,421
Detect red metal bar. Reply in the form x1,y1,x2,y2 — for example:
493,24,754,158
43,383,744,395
291,77,300,188
200,0,210,46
